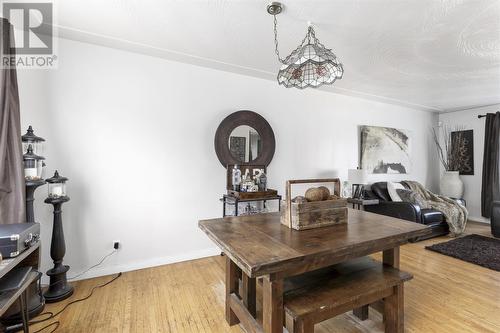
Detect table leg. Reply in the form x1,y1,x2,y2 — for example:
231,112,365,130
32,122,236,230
19,291,29,333
225,257,240,326
383,246,402,331
385,284,404,333
223,198,226,217
262,274,283,333
353,306,369,320
23,291,30,333
241,273,256,317
361,247,401,322
383,246,400,269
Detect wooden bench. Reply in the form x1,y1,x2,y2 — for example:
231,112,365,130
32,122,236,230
283,257,413,333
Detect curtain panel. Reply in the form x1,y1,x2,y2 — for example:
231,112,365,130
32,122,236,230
481,112,500,218
0,18,25,224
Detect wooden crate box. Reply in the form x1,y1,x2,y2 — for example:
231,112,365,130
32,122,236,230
281,178,348,230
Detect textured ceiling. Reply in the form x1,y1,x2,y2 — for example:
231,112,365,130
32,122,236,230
53,0,500,112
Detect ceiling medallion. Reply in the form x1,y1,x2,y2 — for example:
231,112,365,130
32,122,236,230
267,2,344,89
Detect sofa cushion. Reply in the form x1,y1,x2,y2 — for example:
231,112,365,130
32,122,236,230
421,209,444,225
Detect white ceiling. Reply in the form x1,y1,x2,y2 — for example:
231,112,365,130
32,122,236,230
53,0,500,112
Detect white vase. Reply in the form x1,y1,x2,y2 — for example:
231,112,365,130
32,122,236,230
440,171,464,198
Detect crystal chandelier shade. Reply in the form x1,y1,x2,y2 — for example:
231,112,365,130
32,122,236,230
267,2,344,89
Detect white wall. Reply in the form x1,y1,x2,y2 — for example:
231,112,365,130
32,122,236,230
439,104,500,223
16,38,439,281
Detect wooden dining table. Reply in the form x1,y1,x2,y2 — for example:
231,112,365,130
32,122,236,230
199,208,430,333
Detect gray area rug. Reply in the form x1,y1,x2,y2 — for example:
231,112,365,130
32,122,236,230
425,234,500,271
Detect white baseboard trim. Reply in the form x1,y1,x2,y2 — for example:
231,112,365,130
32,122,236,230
41,247,221,284
468,216,490,224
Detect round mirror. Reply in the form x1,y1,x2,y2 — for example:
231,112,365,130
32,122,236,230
215,110,275,167
228,125,262,163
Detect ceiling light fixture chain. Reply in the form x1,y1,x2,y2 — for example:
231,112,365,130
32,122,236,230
272,11,311,65
272,14,285,64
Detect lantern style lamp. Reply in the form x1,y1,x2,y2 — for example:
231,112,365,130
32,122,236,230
23,144,45,181
23,144,46,223
47,171,67,199
21,126,47,222
22,125,45,156
44,170,73,302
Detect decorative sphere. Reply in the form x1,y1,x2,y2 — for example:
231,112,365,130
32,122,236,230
305,187,324,202
329,194,340,200
292,196,307,204
318,186,331,200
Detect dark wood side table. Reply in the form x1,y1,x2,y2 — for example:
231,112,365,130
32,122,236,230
347,198,379,210
221,194,282,217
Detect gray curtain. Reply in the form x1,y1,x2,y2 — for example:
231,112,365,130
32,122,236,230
0,18,26,224
481,112,500,218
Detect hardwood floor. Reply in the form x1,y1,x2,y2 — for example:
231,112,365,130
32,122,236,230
31,222,499,333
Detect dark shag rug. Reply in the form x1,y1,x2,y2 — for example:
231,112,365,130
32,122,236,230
425,234,500,271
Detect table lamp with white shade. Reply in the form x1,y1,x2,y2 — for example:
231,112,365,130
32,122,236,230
348,168,368,199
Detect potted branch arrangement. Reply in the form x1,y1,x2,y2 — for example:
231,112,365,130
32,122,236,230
432,125,468,198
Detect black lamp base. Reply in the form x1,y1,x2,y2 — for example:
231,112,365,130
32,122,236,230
44,285,74,303
44,264,74,303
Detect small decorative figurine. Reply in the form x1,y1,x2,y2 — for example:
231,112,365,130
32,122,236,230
258,171,267,191
240,175,256,192
342,181,351,198
231,165,242,191
249,184,259,192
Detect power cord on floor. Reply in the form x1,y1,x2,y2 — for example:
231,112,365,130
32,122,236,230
32,321,59,333
41,249,118,291
68,249,117,281
29,272,122,331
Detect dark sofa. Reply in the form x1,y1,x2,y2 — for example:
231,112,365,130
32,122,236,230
363,182,466,241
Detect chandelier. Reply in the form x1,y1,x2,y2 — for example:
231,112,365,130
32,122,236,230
267,2,344,89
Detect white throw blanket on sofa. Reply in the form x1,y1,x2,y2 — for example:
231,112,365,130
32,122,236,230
403,180,468,236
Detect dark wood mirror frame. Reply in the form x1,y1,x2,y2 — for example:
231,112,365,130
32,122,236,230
214,110,275,168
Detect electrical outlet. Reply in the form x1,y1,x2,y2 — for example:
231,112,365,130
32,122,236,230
113,240,120,250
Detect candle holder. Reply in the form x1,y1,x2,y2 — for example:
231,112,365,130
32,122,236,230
44,171,73,302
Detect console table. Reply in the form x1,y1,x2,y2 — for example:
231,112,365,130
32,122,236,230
0,242,41,332
221,194,282,217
